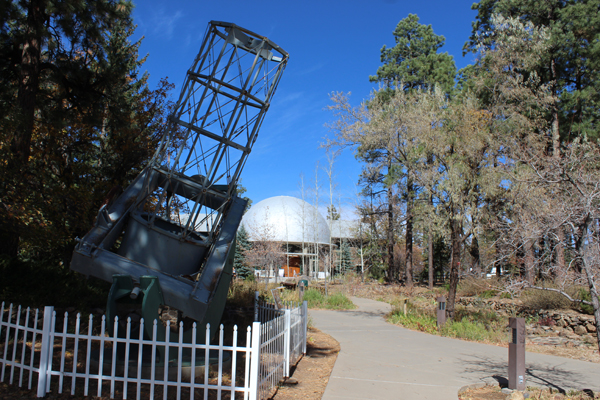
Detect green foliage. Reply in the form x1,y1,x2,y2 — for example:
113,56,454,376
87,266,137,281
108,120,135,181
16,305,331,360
303,288,324,305
466,0,600,142
325,292,355,309
338,240,353,275
327,205,340,221
370,14,457,95
421,236,450,279
577,289,594,315
303,288,355,310
479,290,498,299
389,301,508,343
389,302,438,334
0,0,178,268
234,225,253,280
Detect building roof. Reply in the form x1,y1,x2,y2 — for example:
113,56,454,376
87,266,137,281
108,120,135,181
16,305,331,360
241,196,330,244
328,219,364,240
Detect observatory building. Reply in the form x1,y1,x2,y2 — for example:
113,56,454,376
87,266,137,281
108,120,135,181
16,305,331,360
241,195,363,278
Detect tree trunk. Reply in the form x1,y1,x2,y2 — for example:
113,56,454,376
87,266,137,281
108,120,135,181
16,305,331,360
580,222,600,355
13,0,44,163
428,231,434,290
405,178,413,287
386,183,395,282
469,236,480,277
525,240,535,285
446,218,461,320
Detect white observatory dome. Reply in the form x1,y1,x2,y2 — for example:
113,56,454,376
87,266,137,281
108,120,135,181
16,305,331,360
242,196,330,244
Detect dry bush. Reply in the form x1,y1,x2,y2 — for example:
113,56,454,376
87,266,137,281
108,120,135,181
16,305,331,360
457,276,494,297
520,288,572,311
227,279,260,307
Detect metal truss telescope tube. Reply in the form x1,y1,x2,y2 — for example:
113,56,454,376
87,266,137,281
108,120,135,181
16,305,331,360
71,21,288,329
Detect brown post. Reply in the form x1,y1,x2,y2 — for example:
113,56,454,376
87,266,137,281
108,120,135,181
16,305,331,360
298,281,305,302
508,317,526,390
436,296,447,327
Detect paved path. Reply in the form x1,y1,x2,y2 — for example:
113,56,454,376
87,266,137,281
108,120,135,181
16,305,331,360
310,297,600,400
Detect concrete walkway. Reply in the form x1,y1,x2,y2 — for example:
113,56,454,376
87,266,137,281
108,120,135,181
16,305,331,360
310,297,600,400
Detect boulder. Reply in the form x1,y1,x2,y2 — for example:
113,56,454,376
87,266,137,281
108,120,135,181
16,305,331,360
508,390,525,400
585,323,597,333
574,325,588,336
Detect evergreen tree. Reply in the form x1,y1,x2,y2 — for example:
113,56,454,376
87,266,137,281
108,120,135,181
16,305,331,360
0,0,178,264
339,240,353,274
365,14,457,286
234,225,253,279
466,0,600,141
370,14,457,95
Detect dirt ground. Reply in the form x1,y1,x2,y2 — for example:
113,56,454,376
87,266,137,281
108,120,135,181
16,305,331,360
459,385,600,400
269,327,340,400
0,327,339,400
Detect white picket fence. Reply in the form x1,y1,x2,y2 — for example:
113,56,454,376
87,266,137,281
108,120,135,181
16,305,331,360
254,300,307,400
0,300,307,400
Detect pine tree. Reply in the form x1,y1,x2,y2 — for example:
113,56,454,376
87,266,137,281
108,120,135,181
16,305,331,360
365,14,457,286
370,14,457,95
339,240,353,275
234,225,253,279
0,0,178,264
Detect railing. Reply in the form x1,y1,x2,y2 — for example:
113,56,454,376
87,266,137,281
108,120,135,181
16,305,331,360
1,300,307,400
254,298,308,399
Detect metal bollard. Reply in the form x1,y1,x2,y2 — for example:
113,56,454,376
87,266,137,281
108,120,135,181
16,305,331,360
436,296,447,327
508,317,526,390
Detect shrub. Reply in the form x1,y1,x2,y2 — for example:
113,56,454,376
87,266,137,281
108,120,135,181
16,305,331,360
303,288,324,305
479,289,498,299
577,289,594,315
227,280,259,307
389,306,438,334
457,276,491,297
521,288,571,311
326,292,354,309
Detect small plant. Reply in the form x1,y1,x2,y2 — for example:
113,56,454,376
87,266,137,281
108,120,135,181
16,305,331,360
479,289,498,299
577,289,594,315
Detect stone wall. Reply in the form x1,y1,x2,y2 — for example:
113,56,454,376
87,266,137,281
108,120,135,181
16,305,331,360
457,297,596,336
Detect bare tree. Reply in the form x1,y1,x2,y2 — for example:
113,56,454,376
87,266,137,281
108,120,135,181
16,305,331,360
243,207,286,289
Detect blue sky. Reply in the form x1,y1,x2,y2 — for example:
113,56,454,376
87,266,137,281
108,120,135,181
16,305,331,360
131,0,479,218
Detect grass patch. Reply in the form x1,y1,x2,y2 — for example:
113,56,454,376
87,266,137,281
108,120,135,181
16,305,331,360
388,302,509,343
303,288,355,310
389,306,438,334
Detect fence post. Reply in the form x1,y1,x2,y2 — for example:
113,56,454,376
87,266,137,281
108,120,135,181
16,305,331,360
37,306,53,398
302,301,308,354
254,291,259,322
284,309,291,378
249,321,261,400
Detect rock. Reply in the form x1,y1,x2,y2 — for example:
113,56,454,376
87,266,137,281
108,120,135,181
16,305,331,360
586,323,597,333
508,390,525,400
574,325,588,336
563,326,574,334
556,318,566,327
501,388,513,394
